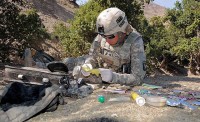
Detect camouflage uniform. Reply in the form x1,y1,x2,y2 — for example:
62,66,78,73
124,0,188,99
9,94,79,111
63,28,146,86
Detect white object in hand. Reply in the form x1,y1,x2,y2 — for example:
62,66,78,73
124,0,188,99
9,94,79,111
81,63,93,76
72,64,93,79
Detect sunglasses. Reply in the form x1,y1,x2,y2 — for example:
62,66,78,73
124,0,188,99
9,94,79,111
101,33,116,39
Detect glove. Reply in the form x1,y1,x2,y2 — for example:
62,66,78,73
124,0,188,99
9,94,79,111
73,65,113,83
99,68,113,82
81,63,93,72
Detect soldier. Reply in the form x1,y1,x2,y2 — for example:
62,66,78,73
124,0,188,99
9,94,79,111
63,7,146,86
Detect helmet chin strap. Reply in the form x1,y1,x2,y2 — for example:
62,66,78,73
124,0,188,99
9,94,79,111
112,32,127,47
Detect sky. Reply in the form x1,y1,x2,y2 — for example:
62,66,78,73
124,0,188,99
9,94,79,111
76,0,182,8
154,0,182,8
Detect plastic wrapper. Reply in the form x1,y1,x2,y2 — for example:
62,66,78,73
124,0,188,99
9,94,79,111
181,101,198,110
166,98,182,106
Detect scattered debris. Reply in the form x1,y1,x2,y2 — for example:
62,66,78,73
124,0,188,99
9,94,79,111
145,96,167,107
111,114,118,118
131,92,146,106
142,83,162,89
98,95,105,103
108,96,130,102
100,84,200,111
104,89,127,94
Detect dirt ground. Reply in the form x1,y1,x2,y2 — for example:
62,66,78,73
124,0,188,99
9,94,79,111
26,75,200,122
0,66,199,122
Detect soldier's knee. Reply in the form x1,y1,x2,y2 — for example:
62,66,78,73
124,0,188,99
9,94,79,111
127,77,144,86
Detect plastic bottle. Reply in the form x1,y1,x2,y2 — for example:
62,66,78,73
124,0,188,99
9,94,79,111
131,92,146,106
108,96,130,102
145,95,167,107
24,48,32,67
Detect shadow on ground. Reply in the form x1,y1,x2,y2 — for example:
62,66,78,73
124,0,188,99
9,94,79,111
70,117,119,122
145,75,200,83
144,75,200,89
151,107,200,122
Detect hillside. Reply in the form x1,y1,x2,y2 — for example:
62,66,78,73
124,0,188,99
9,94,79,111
29,1,166,32
144,2,167,20
23,0,79,60
23,1,167,61
29,0,78,33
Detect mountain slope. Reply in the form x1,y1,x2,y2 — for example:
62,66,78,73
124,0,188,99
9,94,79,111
29,0,77,33
144,2,167,20
29,1,166,32
26,1,167,60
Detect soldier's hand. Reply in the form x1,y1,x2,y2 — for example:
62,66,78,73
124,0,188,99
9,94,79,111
99,68,113,82
73,65,113,83
81,63,93,76
72,64,93,79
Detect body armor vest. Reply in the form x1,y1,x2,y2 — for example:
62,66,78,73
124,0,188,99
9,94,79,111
94,31,141,73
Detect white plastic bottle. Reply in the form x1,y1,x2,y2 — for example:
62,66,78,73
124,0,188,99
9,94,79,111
108,96,131,102
145,95,167,107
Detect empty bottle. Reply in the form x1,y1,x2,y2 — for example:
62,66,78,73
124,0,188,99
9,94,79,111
145,95,167,107
108,96,130,102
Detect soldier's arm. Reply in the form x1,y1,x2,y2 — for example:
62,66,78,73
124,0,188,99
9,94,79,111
63,36,100,71
85,35,101,68
62,55,90,71
111,37,146,86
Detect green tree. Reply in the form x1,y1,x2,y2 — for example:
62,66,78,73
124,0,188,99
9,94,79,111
54,0,153,57
145,16,170,72
166,0,200,74
146,0,200,75
0,0,48,63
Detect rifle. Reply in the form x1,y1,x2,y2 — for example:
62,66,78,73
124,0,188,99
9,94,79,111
47,62,93,98
92,41,130,73
92,41,121,67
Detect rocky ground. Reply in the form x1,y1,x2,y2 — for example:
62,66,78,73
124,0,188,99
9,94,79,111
27,75,199,122
0,65,200,122
1,1,198,122
1,49,199,121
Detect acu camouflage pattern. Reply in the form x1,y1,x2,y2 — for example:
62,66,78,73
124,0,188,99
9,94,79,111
88,28,146,86
63,29,146,86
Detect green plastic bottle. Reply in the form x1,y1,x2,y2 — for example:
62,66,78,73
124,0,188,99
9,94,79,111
98,95,105,103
